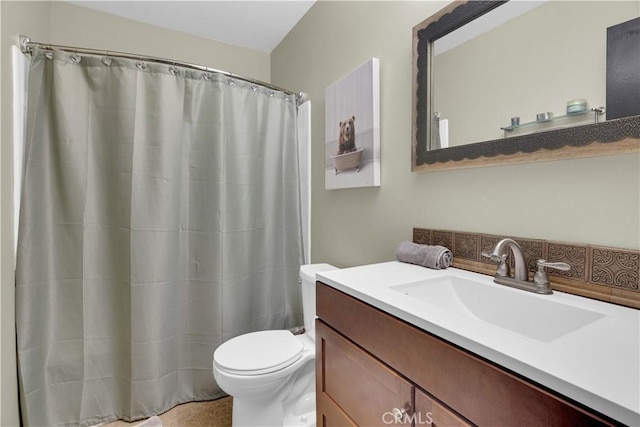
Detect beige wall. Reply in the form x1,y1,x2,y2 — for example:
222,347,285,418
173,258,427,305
271,0,640,269
0,2,270,424
49,2,271,82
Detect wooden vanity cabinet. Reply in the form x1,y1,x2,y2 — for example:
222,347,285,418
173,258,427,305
316,282,619,427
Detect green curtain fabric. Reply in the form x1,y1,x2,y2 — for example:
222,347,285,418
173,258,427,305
16,48,303,427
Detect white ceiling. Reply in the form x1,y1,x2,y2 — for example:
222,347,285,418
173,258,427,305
69,1,316,53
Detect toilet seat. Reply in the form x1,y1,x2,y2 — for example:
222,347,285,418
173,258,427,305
214,330,304,376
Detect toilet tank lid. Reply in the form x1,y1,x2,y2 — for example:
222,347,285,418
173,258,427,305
300,263,338,283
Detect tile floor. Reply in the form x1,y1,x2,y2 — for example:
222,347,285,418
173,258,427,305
104,397,232,427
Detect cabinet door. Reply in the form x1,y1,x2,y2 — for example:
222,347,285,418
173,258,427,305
316,320,413,427
415,388,472,427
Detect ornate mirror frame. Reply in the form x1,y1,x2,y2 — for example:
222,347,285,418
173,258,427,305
411,1,640,172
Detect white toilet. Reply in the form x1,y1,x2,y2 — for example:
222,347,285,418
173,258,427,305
213,263,338,427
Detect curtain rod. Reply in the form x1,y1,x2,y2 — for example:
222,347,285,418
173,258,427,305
19,35,304,101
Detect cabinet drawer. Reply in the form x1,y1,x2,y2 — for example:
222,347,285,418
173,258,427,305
316,320,413,427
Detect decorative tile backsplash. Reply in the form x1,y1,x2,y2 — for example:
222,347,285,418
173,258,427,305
548,243,587,281
453,232,478,261
591,247,640,289
413,228,639,309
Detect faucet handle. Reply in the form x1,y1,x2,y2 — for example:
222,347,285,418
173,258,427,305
533,259,570,285
537,260,570,271
481,251,501,263
482,251,509,277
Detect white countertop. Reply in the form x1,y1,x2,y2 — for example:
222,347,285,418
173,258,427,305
317,261,640,426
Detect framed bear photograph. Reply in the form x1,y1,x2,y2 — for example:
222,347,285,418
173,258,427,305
325,58,380,190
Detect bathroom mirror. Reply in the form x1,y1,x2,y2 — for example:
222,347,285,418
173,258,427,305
412,0,640,172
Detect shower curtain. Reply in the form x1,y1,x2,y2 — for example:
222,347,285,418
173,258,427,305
16,48,304,427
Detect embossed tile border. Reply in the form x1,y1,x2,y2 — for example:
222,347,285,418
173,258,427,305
548,243,588,281
413,228,640,309
590,247,639,289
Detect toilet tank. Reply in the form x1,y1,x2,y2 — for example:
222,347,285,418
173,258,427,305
299,263,337,339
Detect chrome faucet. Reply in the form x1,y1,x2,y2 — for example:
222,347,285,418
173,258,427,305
483,238,528,281
482,238,570,295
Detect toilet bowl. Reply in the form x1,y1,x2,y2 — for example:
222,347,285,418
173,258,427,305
213,263,338,427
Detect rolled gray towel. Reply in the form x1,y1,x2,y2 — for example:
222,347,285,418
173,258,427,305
396,241,452,270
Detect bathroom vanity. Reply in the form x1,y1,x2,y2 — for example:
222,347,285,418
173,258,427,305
315,262,640,426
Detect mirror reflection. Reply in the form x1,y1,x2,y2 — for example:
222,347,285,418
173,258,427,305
430,1,638,149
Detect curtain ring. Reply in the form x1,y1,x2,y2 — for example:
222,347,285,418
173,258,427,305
104,50,112,66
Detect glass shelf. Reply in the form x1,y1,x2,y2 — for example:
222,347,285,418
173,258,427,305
501,108,605,132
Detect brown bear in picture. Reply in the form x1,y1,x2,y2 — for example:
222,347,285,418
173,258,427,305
337,116,356,155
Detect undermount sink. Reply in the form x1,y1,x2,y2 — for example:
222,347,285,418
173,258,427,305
391,275,605,342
